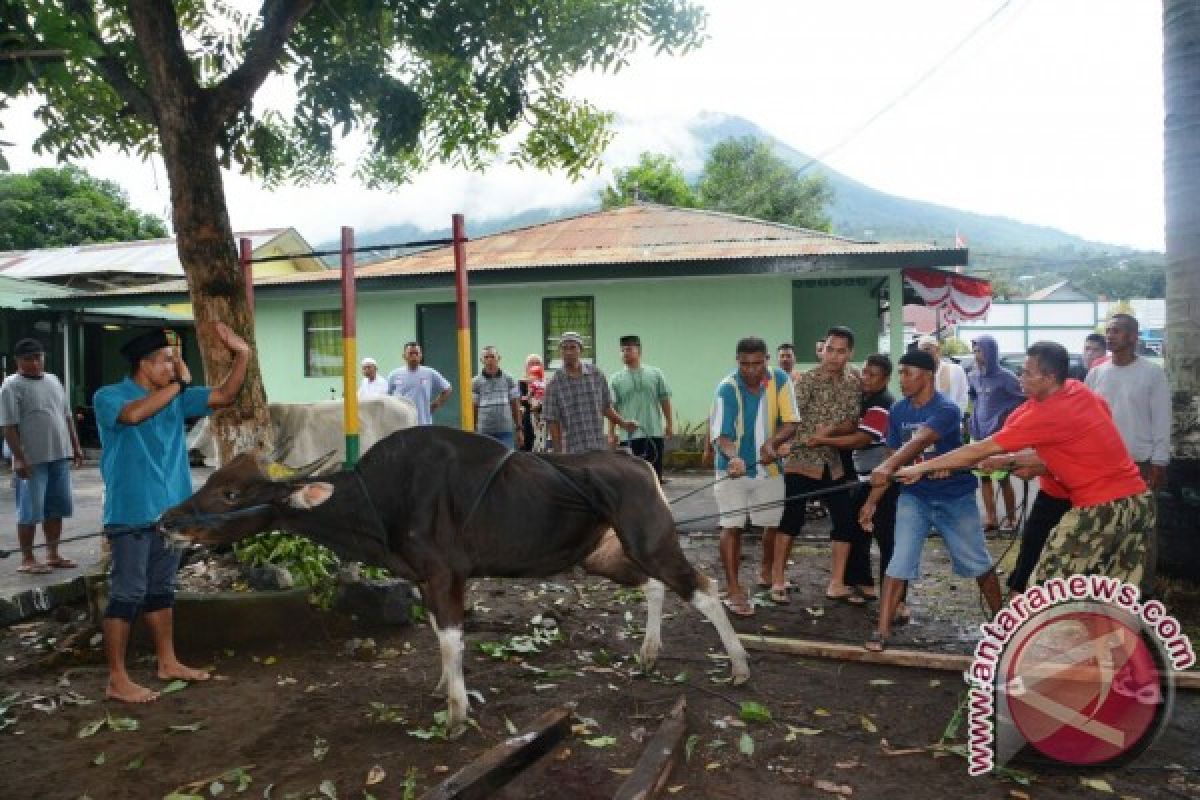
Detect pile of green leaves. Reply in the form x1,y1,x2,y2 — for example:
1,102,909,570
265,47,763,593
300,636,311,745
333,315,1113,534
233,532,340,608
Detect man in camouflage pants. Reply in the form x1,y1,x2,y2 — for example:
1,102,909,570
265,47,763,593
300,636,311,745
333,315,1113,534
892,341,1153,587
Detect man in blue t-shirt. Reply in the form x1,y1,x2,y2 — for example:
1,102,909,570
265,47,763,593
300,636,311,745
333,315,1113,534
387,342,452,426
94,323,250,703
858,349,1000,652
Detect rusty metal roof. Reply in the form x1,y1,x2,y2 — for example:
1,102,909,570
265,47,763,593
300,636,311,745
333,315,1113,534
243,204,962,287
34,206,967,304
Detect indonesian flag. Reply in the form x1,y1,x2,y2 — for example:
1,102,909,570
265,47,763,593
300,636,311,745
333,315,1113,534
902,267,992,323
954,230,967,248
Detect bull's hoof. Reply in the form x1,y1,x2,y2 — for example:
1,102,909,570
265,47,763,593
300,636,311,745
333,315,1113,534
639,648,659,673
445,719,468,740
731,665,751,686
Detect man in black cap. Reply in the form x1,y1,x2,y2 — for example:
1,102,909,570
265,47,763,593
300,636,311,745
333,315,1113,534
608,335,673,480
858,349,1001,652
93,322,250,703
0,338,84,574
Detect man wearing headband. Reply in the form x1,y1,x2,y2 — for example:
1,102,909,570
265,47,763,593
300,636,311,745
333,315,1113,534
859,349,1001,652
608,335,672,481
94,323,250,703
1,338,84,574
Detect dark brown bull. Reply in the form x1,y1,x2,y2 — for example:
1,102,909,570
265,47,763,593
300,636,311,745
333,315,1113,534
160,426,749,735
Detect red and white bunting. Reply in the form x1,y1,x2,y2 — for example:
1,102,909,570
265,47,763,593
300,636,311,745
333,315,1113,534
902,267,992,323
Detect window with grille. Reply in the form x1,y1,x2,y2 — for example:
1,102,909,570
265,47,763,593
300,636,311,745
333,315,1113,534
304,310,343,377
542,297,595,367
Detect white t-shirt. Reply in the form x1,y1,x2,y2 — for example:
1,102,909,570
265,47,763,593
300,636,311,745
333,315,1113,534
358,375,389,399
937,360,969,413
1085,357,1171,465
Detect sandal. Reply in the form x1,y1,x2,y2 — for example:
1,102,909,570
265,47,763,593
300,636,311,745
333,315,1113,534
722,595,755,617
826,587,866,606
45,557,78,569
999,518,1017,533
769,586,790,604
892,606,912,627
17,563,52,574
865,631,888,652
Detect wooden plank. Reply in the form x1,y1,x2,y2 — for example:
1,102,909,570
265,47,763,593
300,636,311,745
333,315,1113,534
613,695,688,800
739,634,1200,690
419,707,572,800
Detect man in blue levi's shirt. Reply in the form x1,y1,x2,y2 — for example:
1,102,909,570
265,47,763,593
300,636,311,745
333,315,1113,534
94,323,250,703
858,349,1000,652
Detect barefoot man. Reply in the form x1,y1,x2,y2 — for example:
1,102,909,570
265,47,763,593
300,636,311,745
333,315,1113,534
94,324,249,702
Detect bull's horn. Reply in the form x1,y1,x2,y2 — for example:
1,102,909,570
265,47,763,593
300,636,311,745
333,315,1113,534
281,449,340,480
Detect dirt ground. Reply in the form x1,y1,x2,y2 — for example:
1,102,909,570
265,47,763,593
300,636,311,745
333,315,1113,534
2,529,1199,800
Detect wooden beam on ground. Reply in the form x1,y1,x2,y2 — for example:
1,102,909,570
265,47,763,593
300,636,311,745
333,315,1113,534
739,634,1200,691
614,695,688,800
419,707,571,800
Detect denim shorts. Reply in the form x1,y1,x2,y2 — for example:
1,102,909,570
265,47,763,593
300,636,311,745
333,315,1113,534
14,458,73,525
105,526,181,620
887,491,993,581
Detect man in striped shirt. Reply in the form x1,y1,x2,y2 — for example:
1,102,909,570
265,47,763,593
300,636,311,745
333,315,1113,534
710,337,799,617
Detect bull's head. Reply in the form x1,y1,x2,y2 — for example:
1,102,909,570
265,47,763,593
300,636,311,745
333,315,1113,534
158,450,339,546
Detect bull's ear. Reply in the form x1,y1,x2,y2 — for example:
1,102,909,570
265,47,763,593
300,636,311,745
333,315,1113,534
286,482,335,509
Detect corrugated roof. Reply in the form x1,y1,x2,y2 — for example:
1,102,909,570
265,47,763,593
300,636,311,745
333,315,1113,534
0,274,75,309
34,205,967,303
0,228,315,279
239,204,962,287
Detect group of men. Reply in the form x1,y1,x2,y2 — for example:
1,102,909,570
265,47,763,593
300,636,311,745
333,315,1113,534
705,312,1169,653
355,334,674,473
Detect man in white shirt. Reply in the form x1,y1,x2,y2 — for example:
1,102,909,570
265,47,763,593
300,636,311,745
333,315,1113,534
917,335,969,414
358,357,389,399
1086,312,1170,593
1085,314,1170,490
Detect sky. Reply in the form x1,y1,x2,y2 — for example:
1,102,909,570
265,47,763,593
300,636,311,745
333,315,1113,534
2,0,1166,250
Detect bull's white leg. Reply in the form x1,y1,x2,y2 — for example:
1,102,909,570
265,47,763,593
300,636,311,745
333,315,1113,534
435,625,469,736
690,577,750,685
640,579,665,671
429,615,449,695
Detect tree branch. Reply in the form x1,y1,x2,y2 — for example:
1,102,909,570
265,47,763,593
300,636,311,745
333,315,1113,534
209,0,316,124
127,0,201,107
62,0,154,119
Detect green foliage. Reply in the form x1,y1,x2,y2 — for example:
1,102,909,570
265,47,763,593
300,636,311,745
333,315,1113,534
941,337,970,356
15,0,707,190
233,531,340,608
601,152,697,208
697,136,833,230
0,166,167,250
1068,255,1166,299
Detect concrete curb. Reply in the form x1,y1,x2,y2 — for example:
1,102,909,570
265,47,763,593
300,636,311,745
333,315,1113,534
0,575,89,626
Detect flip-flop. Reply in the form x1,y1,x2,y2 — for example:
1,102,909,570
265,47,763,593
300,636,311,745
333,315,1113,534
756,580,796,590
865,631,888,652
826,588,866,606
999,519,1017,533
769,586,790,604
45,558,78,569
17,563,52,574
892,608,912,627
983,523,999,533
722,596,755,617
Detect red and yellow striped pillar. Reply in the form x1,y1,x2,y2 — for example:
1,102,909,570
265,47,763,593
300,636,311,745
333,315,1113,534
452,213,473,431
340,226,360,465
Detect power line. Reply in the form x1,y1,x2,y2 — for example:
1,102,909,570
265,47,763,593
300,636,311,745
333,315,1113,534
797,0,1022,175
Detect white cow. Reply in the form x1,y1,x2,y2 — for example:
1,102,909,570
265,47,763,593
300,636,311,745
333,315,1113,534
188,396,418,466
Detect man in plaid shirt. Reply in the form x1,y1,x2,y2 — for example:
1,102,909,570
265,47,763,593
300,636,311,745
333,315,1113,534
544,332,635,453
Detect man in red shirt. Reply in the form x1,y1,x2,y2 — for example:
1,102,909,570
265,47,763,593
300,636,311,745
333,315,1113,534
892,341,1151,586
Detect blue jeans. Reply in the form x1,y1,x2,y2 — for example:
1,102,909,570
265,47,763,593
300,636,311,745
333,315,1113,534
888,492,993,581
105,526,181,621
14,458,73,524
484,431,515,449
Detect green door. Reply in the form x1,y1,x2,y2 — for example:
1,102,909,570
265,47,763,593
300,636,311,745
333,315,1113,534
416,302,477,428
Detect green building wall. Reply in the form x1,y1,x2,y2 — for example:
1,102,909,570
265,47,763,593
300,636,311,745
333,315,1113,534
251,271,887,430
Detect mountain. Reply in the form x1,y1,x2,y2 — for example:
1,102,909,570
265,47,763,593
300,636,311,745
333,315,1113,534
322,112,1141,273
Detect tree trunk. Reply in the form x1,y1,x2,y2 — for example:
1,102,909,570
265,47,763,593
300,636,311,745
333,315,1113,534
1160,0,1200,579
160,121,274,463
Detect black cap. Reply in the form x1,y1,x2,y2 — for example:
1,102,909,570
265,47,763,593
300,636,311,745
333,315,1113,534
619,335,641,347
14,338,44,357
119,328,171,366
899,350,937,372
